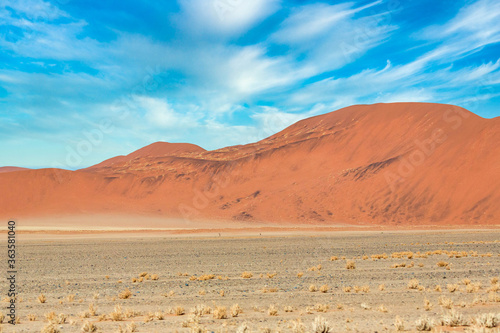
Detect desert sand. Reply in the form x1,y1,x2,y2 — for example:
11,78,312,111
0,103,499,226
1,230,499,332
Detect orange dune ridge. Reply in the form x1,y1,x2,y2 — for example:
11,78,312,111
1,102,499,226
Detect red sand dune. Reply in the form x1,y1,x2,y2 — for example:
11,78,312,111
1,103,499,226
0,166,30,173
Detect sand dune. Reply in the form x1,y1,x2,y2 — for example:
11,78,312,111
0,166,30,173
1,102,499,226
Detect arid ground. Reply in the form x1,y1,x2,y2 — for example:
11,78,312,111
2,229,500,332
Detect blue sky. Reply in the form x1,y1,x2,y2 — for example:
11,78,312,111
0,0,499,169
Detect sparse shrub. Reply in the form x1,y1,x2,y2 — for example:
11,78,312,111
343,286,351,293
424,299,432,311
309,284,317,292
415,316,433,331
110,305,123,321
241,272,253,278
312,316,331,333
438,296,453,309
284,305,293,312
447,284,459,293
297,272,304,277
198,289,206,295
361,303,371,310
236,322,250,333
198,274,215,281
461,278,471,285
213,306,227,319
407,279,420,289
491,277,499,285
315,304,329,312
151,274,159,280
118,288,132,299
268,304,278,316
81,321,97,332
41,324,60,333
27,314,36,321
439,309,469,327
378,304,388,312
435,285,442,292
437,261,449,267
292,319,306,333
174,306,185,316
330,256,338,261
319,284,329,293
38,294,47,303
475,313,499,328
127,322,137,332
379,284,385,291
230,304,242,317
394,316,405,331
345,260,356,269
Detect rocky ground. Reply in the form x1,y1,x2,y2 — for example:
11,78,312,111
1,230,500,332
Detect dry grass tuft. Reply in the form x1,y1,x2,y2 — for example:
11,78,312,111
343,286,351,293
81,321,98,332
394,316,405,331
241,271,253,278
38,294,47,303
174,306,185,316
315,304,329,312
230,304,242,317
312,316,331,333
378,304,388,313
437,261,449,267
379,284,385,291
213,306,227,319
198,274,215,281
118,288,132,299
41,324,60,333
439,309,469,327
345,260,356,269
297,272,304,278
268,304,278,316
438,296,453,309
424,299,432,311
447,284,460,293
415,316,434,331
309,284,318,292
320,284,329,293
434,285,442,292
474,313,499,328
110,305,124,321
407,279,420,289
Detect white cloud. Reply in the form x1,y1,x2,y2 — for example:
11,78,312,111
2,0,68,20
176,0,280,38
269,1,398,74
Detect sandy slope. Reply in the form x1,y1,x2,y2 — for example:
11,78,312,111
0,103,499,226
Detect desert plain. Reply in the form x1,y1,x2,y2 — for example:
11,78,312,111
1,227,500,333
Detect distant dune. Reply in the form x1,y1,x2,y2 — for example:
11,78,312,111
1,103,499,226
0,166,30,173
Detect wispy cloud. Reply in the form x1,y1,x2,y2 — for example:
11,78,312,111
0,0,499,168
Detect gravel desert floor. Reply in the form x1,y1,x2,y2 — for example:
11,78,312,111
1,229,500,332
